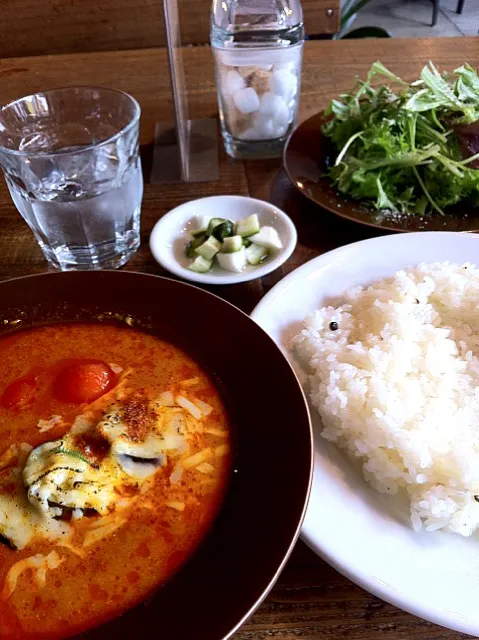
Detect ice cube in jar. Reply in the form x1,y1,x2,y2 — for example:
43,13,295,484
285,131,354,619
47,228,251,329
213,45,302,153
260,93,290,126
233,87,260,114
253,113,277,139
224,70,246,95
270,69,297,100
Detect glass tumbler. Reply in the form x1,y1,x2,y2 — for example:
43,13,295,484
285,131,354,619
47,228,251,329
0,87,143,270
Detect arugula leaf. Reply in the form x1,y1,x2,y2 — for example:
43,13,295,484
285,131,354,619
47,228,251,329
366,61,408,87
454,64,479,94
405,88,445,113
412,166,445,215
326,99,350,120
376,177,397,211
335,130,363,166
421,62,464,111
322,60,479,217
455,77,479,103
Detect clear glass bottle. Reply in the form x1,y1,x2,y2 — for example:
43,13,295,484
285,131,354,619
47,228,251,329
211,0,304,160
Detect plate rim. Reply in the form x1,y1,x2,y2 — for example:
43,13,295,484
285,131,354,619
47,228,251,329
283,111,479,234
283,111,398,233
251,230,479,637
149,194,298,285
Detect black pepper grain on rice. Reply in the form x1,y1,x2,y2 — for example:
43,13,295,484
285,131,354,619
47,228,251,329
329,322,338,331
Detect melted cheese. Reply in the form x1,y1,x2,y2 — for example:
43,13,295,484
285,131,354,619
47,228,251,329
0,444,32,471
2,551,64,598
83,515,127,548
10,385,213,549
23,440,136,517
98,404,188,458
0,469,71,550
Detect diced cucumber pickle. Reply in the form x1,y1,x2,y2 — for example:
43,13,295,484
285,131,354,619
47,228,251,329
185,235,206,259
248,226,283,250
191,228,207,238
184,213,280,276
206,217,227,236
212,220,234,241
216,247,247,272
188,256,212,273
195,236,222,260
246,243,269,265
235,214,260,238
221,235,243,253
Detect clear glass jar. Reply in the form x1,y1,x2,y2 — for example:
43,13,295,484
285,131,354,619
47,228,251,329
211,0,304,160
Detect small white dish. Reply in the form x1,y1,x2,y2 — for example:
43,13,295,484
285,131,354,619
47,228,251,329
149,195,297,285
251,231,479,637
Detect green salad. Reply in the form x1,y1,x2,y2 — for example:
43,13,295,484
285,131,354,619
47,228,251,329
322,61,479,216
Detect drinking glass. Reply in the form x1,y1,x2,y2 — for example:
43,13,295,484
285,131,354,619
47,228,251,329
0,87,143,270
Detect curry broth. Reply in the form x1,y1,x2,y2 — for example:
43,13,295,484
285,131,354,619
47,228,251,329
0,324,232,639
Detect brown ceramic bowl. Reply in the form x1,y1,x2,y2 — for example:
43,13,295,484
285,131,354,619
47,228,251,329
284,112,479,233
0,271,312,640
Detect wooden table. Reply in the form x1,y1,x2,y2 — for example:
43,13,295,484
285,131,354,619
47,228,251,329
0,37,477,639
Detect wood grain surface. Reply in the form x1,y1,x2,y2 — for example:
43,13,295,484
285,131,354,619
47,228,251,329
0,0,340,58
0,37,477,639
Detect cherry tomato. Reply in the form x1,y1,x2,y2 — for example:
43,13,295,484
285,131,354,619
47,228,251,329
1,377,37,408
54,360,115,404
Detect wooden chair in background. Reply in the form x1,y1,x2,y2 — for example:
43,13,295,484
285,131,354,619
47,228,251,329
0,0,340,58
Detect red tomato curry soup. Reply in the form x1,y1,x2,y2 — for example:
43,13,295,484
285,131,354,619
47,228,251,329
0,323,232,638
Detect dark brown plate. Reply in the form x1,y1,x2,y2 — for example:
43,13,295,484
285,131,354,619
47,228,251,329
0,271,313,640
283,111,479,233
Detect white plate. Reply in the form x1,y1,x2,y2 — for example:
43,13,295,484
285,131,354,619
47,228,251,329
251,231,479,637
149,195,297,285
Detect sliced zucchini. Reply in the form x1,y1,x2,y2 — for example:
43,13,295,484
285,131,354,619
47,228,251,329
185,235,206,259
247,226,283,250
216,247,247,272
195,236,222,260
235,214,260,238
212,220,234,241
221,235,243,253
188,256,213,273
246,243,269,265
206,217,227,236
242,238,252,248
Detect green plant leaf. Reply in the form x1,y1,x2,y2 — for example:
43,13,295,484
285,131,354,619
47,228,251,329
340,0,377,28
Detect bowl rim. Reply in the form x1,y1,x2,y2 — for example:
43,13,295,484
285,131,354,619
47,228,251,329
0,269,314,640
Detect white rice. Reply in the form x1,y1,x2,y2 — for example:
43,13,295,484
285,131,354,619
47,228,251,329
293,262,479,536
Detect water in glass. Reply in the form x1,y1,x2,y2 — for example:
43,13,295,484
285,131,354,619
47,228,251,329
0,87,143,270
